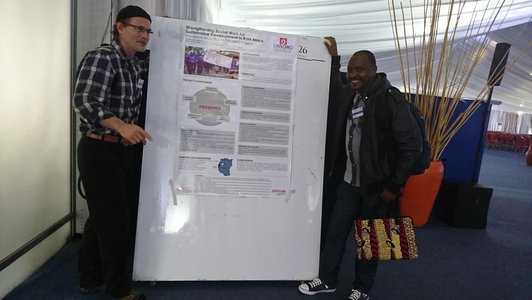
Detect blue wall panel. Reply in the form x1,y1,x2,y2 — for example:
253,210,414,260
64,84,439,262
439,100,490,183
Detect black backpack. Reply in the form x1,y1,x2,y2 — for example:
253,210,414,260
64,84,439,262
385,86,432,175
406,101,432,175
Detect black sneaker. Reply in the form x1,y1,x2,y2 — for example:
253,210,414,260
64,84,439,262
298,278,336,295
348,289,369,300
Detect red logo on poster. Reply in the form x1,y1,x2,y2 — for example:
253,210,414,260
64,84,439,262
279,37,288,45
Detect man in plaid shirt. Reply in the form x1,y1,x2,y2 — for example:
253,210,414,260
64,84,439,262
73,5,153,300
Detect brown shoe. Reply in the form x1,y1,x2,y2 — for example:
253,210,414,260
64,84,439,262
115,289,146,300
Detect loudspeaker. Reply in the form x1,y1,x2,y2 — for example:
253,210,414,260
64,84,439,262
436,182,493,229
487,43,511,86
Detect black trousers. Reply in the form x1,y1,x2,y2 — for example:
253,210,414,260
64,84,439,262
77,136,142,298
319,180,394,293
320,174,341,251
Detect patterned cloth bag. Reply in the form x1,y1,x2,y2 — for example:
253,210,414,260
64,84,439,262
354,217,418,260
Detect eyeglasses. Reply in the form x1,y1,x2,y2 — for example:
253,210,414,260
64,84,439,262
122,22,153,35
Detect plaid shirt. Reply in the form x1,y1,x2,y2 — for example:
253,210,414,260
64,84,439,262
73,42,147,135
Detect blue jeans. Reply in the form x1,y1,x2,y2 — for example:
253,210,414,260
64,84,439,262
319,180,395,293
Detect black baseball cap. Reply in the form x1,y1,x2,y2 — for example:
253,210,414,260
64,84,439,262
116,5,151,23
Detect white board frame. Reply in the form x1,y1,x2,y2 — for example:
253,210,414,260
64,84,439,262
133,17,331,281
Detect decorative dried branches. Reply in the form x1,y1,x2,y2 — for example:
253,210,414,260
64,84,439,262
388,0,523,160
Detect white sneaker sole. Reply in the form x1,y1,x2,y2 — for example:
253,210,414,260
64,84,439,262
298,285,336,295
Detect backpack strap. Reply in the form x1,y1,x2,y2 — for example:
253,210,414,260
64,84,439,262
371,82,403,129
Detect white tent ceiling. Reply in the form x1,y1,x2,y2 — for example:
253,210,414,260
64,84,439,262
213,0,532,113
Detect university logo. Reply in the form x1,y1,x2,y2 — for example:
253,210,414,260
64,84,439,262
273,37,294,51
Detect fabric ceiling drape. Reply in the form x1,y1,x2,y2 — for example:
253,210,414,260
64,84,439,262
519,114,532,134
502,112,519,133
206,0,532,114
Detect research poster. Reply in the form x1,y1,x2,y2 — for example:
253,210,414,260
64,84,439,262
134,16,331,280
171,23,300,198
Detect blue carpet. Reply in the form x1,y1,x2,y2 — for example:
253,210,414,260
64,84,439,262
5,149,532,299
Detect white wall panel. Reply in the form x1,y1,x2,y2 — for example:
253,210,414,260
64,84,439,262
0,0,71,297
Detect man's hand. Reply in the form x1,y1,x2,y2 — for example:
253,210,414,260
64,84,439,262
100,116,153,145
380,187,398,202
117,123,153,145
323,36,338,56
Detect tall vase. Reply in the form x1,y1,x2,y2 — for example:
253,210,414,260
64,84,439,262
400,161,444,227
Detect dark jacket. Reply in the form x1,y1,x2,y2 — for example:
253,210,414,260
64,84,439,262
325,56,422,195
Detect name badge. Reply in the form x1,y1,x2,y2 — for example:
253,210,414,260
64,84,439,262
352,107,364,119
137,79,144,89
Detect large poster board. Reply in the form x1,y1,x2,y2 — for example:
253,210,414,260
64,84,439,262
133,17,331,280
